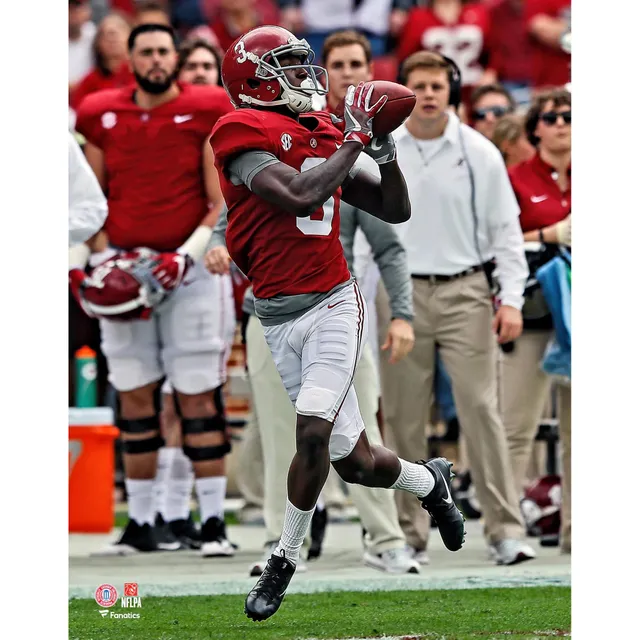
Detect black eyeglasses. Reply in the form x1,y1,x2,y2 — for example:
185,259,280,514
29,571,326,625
472,105,513,120
540,110,571,125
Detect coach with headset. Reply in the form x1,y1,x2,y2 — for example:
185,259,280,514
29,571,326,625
376,51,534,565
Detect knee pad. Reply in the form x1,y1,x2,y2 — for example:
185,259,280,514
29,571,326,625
117,415,165,454
181,415,230,462
296,387,336,420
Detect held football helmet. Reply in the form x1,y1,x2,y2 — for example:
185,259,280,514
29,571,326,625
520,474,562,546
71,248,187,321
221,25,328,114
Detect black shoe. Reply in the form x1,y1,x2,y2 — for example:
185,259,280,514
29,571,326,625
200,516,236,557
245,551,296,621
308,505,327,560
106,519,158,554
154,514,183,551
169,514,202,550
417,457,466,552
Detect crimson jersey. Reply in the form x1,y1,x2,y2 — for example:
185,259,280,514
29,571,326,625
525,0,571,89
397,3,490,91
210,108,351,300
75,82,232,251
508,153,571,233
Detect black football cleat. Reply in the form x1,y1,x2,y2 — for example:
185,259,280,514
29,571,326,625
417,457,466,551
154,513,184,551
169,513,202,550
244,550,296,621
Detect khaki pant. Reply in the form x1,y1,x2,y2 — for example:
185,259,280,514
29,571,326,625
246,314,407,553
235,409,265,509
377,272,525,548
499,329,571,550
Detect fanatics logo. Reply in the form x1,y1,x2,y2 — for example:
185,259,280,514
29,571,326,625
101,112,117,129
310,138,317,148
281,133,292,151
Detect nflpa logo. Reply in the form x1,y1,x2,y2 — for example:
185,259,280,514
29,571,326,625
124,583,138,597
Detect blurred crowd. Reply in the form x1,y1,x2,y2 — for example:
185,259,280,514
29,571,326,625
70,0,571,125
69,0,571,569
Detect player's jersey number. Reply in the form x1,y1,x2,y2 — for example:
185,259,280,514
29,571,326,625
296,157,337,236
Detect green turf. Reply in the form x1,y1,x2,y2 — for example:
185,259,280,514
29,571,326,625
69,586,570,640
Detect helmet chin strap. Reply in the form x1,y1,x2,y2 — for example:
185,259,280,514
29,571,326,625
279,77,314,114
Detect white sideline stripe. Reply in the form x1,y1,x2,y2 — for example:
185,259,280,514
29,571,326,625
69,572,570,599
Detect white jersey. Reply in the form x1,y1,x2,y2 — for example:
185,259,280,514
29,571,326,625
68,132,108,246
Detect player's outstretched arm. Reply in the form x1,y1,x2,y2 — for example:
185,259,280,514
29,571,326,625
248,142,363,218
341,157,411,224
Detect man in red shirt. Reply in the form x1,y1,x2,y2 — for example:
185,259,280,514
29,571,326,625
210,25,465,622
526,0,571,90
396,0,491,108
504,88,571,553
74,23,236,557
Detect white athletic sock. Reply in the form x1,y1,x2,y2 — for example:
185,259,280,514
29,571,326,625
274,499,315,564
153,447,177,519
125,479,155,526
165,448,194,521
390,459,435,499
195,476,227,523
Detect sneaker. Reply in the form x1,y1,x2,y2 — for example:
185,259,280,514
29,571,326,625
245,550,297,621
169,513,202,550
308,505,328,560
493,538,537,565
250,543,308,577
417,457,466,551
200,516,236,557
154,514,184,551
406,545,430,565
363,547,420,574
92,519,158,556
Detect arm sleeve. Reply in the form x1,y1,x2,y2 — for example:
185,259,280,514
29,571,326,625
207,205,229,250
485,150,528,310
357,209,414,321
228,150,280,190
68,133,108,246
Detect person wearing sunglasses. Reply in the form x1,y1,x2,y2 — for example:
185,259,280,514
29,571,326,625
469,83,516,140
501,88,571,554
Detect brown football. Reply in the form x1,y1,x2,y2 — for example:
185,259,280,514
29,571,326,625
334,81,416,136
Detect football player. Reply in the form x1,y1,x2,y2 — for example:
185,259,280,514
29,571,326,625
207,29,422,577
73,23,235,556
209,25,466,621
151,34,235,554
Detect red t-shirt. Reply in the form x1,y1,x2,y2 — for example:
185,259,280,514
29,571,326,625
397,3,490,89
486,0,532,83
75,83,232,251
210,109,351,299
210,15,263,52
526,0,571,88
70,62,135,110
508,153,571,232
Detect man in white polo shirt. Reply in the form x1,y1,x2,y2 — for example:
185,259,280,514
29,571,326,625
377,50,535,565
